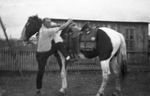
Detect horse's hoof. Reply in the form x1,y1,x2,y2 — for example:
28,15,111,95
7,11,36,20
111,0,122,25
59,91,66,96
96,93,104,96
112,93,117,96
59,88,66,95
35,91,41,96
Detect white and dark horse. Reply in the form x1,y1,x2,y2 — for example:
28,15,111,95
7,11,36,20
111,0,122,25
61,23,128,96
21,15,127,96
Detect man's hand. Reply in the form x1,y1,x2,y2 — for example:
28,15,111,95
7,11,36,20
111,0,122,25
67,19,73,24
59,19,73,30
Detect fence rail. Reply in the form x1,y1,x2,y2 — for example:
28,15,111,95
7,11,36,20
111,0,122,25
0,51,149,71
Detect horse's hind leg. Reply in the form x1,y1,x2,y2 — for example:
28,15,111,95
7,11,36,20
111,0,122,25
110,57,122,96
96,59,111,96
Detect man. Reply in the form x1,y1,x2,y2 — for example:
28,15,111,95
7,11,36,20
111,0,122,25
80,22,91,34
36,18,73,95
37,18,72,61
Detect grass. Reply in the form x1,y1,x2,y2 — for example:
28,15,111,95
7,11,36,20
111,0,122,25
0,71,150,96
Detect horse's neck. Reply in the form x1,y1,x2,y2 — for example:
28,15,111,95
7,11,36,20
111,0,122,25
37,19,42,29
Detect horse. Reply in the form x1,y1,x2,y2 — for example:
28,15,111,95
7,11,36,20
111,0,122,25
21,15,69,95
60,22,128,96
21,15,127,96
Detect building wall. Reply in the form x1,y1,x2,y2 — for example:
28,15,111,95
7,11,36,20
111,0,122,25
148,36,150,51
148,36,150,64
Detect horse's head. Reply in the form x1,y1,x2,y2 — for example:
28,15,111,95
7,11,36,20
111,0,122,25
21,15,42,42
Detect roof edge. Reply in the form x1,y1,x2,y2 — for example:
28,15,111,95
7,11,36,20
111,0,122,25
51,18,149,24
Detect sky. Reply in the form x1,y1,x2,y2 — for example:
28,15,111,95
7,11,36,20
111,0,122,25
0,0,150,39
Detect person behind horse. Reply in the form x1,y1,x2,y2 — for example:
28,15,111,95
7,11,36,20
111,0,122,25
36,18,73,94
80,22,91,34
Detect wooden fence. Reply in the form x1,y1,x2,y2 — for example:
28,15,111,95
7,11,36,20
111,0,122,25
0,51,149,71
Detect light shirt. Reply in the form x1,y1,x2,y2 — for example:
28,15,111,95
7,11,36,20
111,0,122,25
37,24,63,52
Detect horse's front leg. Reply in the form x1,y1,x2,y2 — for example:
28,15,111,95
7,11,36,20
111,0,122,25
60,63,67,94
96,60,111,96
54,51,67,94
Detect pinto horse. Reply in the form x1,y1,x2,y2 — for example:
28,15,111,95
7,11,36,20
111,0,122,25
61,23,128,96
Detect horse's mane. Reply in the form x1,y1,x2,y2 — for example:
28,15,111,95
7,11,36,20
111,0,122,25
23,15,43,41
29,15,39,20
30,15,43,36
29,15,42,27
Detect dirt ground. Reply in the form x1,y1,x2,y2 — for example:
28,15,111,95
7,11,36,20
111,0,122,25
0,71,150,96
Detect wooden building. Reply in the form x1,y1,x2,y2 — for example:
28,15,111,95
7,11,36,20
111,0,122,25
51,18,149,64
148,36,150,51
148,36,150,63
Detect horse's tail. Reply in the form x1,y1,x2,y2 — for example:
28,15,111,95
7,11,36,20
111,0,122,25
117,34,128,80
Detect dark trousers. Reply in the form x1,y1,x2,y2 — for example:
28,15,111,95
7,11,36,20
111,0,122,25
36,41,69,89
55,42,69,58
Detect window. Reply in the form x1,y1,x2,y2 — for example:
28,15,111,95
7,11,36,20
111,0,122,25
125,28,135,51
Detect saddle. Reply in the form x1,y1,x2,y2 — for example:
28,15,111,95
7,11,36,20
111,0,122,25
65,28,98,53
64,26,98,60
79,28,98,51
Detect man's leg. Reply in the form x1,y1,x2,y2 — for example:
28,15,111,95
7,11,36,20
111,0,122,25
36,52,49,94
55,42,70,60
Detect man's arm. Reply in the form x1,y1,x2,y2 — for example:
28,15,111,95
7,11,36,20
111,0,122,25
59,19,73,30
51,22,61,28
